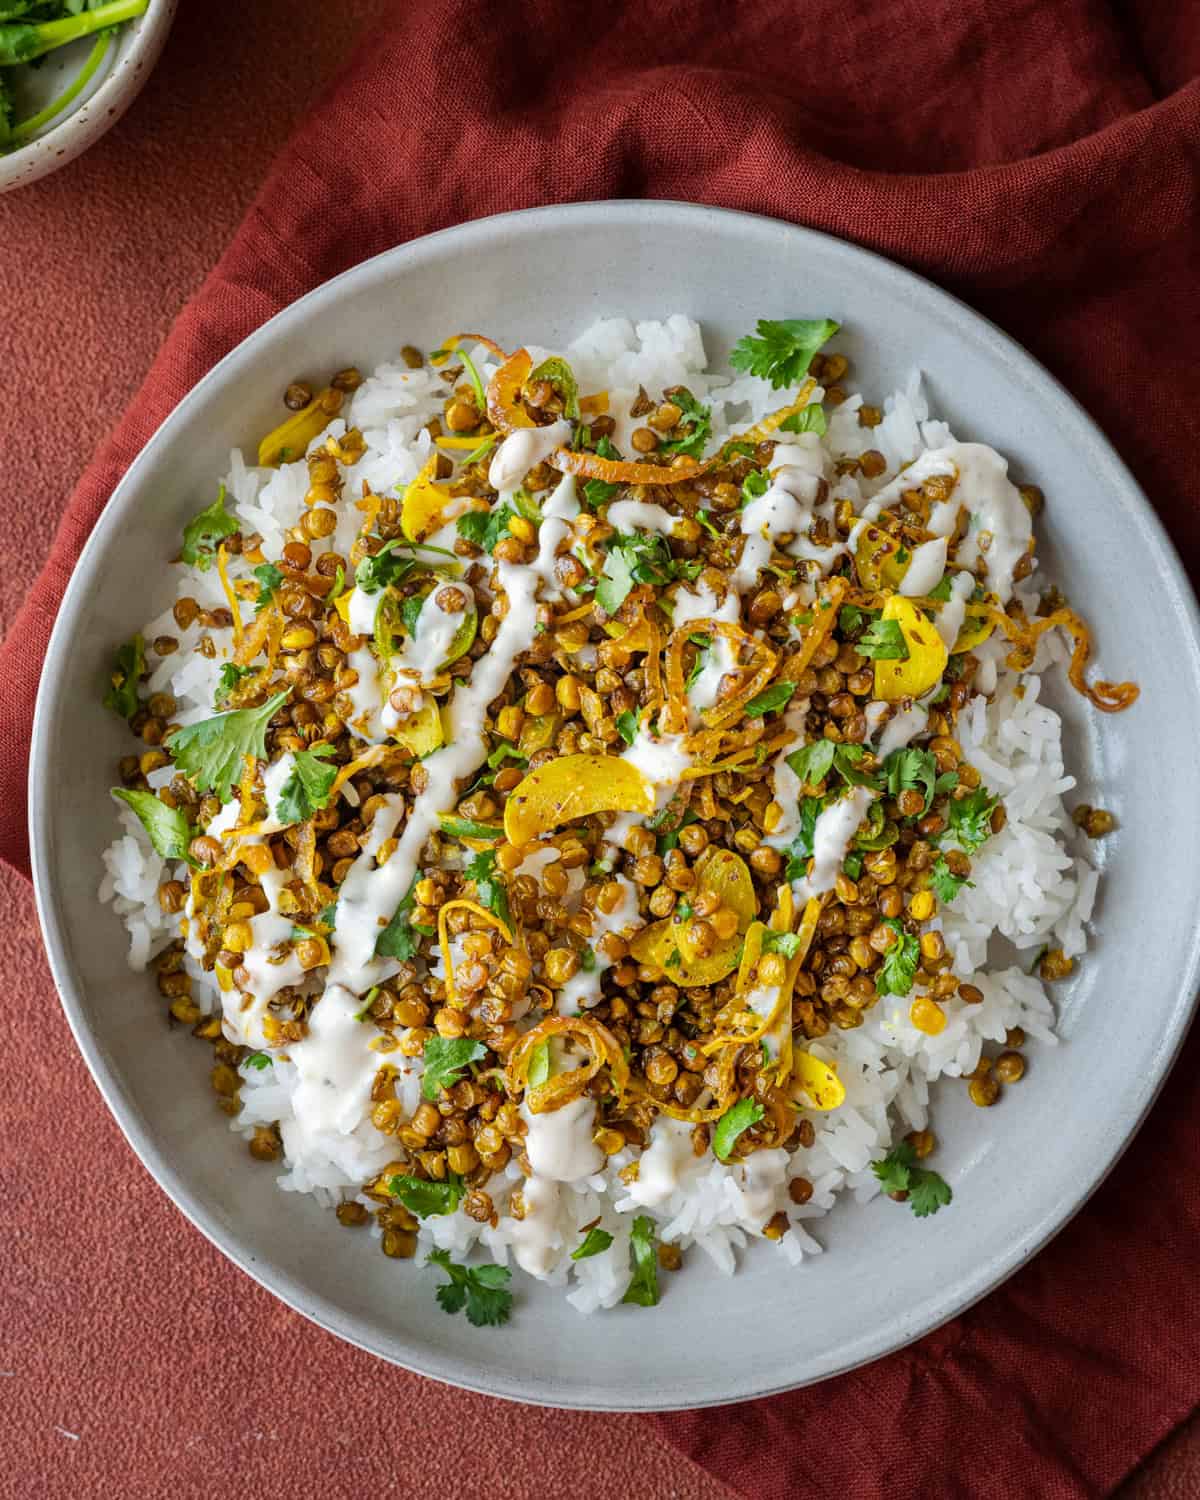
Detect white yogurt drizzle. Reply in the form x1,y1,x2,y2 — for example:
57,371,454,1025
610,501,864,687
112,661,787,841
605,722,693,852
875,702,929,761
379,591,469,732
625,1117,698,1208
507,1174,564,1279
763,697,812,851
847,443,1032,604
487,420,572,493
933,569,977,653
606,499,682,537
898,537,948,597
792,785,876,902
520,1095,603,1181
733,437,839,592
555,875,644,1015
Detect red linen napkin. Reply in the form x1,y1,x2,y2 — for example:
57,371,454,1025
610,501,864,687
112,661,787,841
2,2,1198,1495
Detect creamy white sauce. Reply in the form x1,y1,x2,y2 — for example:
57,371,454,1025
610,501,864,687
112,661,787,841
605,499,681,537
928,497,961,538
875,702,929,761
524,473,579,602
847,443,1031,603
764,698,812,850
671,579,740,629
731,1148,790,1229
933,569,976,652
260,752,296,829
898,537,948,597
520,1095,603,1181
508,1175,563,1279
863,701,889,738
487,420,572,493
282,984,381,1138
626,1117,698,1208
606,724,693,851
734,437,840,591
206,799,243,837
793,786,876,901
347,586,378,638
225,863,306,1046
344,644,387,743
686,631,738,727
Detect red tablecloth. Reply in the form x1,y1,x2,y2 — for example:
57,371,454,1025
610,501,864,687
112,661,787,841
2,3,1198,1496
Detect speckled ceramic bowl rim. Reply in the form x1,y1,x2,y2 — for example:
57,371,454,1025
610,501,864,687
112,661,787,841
0,0,177,194
30,203,1200,1409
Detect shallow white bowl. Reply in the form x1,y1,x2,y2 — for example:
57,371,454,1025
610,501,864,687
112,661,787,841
0,0,176,194
30,203,1200,1410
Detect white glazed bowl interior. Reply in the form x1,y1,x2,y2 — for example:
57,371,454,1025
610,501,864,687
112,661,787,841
30,203,1200,1410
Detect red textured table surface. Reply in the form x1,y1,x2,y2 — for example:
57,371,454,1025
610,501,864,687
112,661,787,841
0,5,1195,1498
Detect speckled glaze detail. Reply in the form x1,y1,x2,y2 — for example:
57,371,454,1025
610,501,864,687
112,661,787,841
0,0,177,194
28,204,1200,1410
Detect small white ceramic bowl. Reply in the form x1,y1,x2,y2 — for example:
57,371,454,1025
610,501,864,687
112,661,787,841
0,0,176,194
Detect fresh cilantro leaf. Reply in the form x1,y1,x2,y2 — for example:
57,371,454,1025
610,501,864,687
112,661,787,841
180,484,238,570
582,435,622,509
375,877,434,961
930,856,970,904
595,544,637,615
465,848,512,929
838,603,878,636
870,1141,953,1219
685,634,710,691
274,744,337,825
875,919,920,997
842,851,864,880
831,743,877,787
165,691,289,799
881,747,938,814
622,1215,660,1307
927,574,954,603
103,634,144,719
527,355,580,420
786,740,835,787
780,403,827,436
729,318,841,390
243,1052,272,1071
741,468,769,508
712,1098,765,1162
426,1249,513,1327
695,510,721,538
658,388,712,458
572,1226,614,1261
675,899,694,921
664,948,682,971
355,539,423,593
110,788,197,866
935,771,959,794
456,503,516,556
438,815,504,841
760,931,802,958
656,809,698,855
616,710,639,746
909,1171,954,1218
784,796,827,879
947,787,1000,852
253,563,283,610
744,682,797,717
422,1036,488,1101
214,661,255,706
580,946,598,973
400,592,426,638
387,1173,465,1218
329,563,347,600
856,618,910,661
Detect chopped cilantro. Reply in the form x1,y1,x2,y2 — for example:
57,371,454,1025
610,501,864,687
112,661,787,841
744,682,797,717
426,1249,513,1327
760,930,802,958
580,947,597,973
110,788,197,866
783,796,827,879
465,847,512,929
616,710,639,746
355,539,424,593
180,485,238,570
596,532,700,615
164,691,289,799
455,503,516,555
274,744,337,825
927,574,954,602
870,1141,953,1219
741,468,769,507
582,435,622,509
486,742,527,771
930,855,972,904
243,1052,272,1071
253,563,283,610
622,1215,660,1306
103,634,144,719
947,787,1000,852
387,1173,465,1218
838,603,879,636
875,918,920,997
780,403,827,436
400,592,426,638
658,388,712,458
843,851,864,881
880,747,939,814
571,1226,615,1261
785,740,875,790
695,509,721,538
856,618,910,661
421,1036,488,1100
375,877,435,961
712,1098,765,1162
729,318,840,390
214,661,255,706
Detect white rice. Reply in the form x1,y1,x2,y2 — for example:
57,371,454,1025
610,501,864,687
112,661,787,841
101,316,1098,1310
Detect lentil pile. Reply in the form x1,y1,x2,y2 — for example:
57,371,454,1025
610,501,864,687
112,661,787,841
104,317,1136,1317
